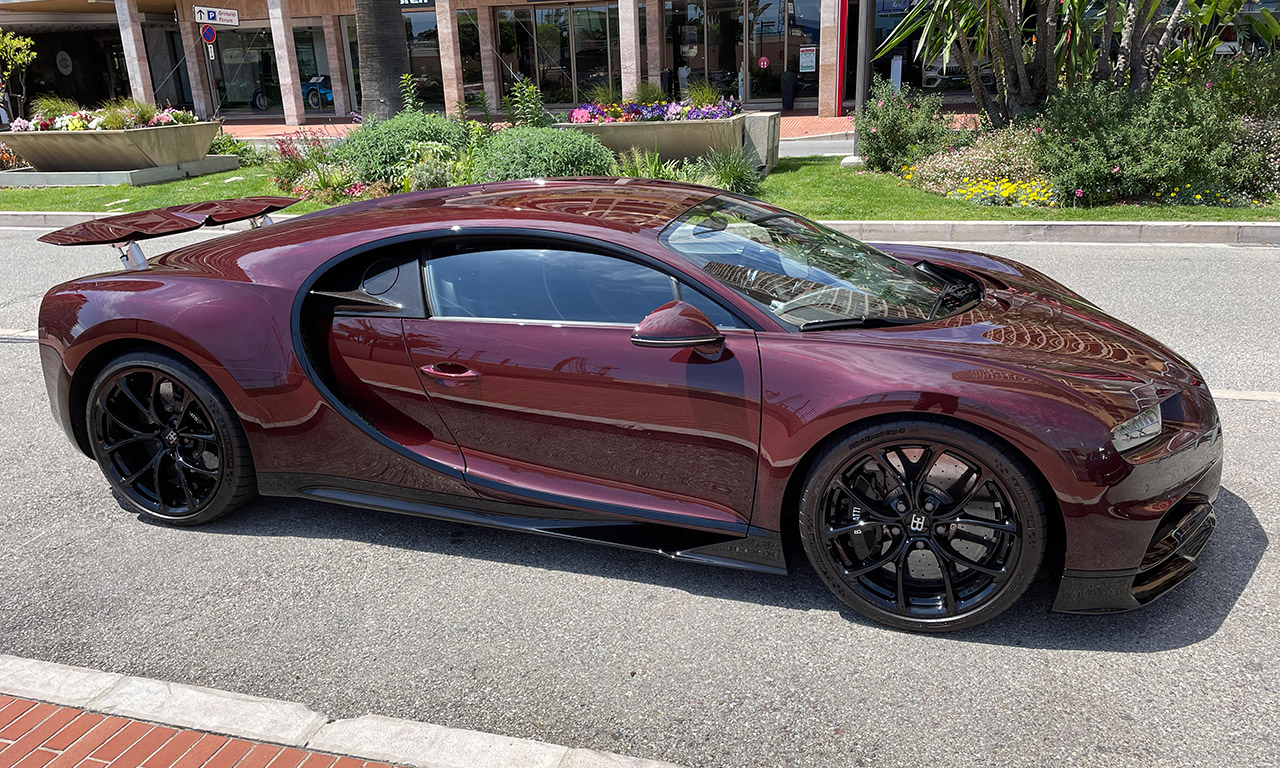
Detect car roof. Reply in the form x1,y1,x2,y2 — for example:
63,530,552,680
151,179,725,288
298,177,720,234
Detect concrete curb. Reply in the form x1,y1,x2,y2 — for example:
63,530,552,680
0,654,683,768
823,219,1280,244
5,211,1279,244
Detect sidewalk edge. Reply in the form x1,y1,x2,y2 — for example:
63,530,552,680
0,653,682,768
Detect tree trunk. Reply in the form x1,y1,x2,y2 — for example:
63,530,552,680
994,0,1032,105
354,0,411,119
1096,0,1118,79
1115,0,1140,86
955,24,1004,125
1157,0,1188,50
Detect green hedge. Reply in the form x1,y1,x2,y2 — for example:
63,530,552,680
470,127,615,183
337,111,469,183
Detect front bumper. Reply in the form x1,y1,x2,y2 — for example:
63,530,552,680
1053,472,1220,614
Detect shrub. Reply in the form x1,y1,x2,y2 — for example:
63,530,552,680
685,78,721,108
910,127,1042,194
628,81,667,105
31,95,81,119
859,77,967,173
1232,118,1280,202
502,76,553,128
268,130,340,190
613,146,683,181
398,140,458,191
1037,82,1243,205
209,130,267,166
470,127,613,182
585,82,621,106
336,110,469,183
686,148,762,196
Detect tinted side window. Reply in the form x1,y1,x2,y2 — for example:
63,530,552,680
426,248,676,324
678,283,748,329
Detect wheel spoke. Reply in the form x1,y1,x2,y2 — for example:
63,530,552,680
933,538,1006,577
102,407,153,437
894,546,910,612
871,450,909,497
954,514,1016,534
175,454,217,476
844,538,906,578
928,541,958,614
113,377,154,423
121,450,163,487
824,520,881,540
944,470,992,517
147,373,165,424
103,435,151,453
152,450,168,511
178,430,216,443
832,477,897,523
171,458,198,510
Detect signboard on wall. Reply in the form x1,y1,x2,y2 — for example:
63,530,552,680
193,6,239,26
799,45,816,72
399,0,436,7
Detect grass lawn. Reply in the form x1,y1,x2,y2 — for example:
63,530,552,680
2,158,1277,223
759,158,1280,222
0,170,329,215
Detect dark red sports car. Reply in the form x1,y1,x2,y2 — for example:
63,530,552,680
37,180,1222,631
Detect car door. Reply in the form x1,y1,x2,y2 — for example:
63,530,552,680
402,235,762,532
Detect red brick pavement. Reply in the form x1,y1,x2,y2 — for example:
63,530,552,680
0,698,392,768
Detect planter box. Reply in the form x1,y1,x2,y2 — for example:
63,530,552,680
558,114,746,163
557,112,781,172
2,121,222,172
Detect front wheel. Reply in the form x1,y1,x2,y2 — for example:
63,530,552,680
87,351,257,526
798,419,1046,632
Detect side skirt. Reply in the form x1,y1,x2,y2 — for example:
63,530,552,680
258,472,789,575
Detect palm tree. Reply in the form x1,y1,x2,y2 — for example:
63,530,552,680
354,0,411,119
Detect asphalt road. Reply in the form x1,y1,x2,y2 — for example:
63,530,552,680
1,228,1277,768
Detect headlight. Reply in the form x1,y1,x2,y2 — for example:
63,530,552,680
1111,405,1163,452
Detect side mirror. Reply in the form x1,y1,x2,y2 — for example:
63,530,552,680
631,301,725,349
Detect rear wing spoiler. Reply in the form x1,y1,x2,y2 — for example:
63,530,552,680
38,196,299,270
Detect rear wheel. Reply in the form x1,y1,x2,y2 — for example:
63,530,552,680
87,351,256,526
799,419,1046,632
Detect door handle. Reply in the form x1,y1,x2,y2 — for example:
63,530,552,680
420,362,480,382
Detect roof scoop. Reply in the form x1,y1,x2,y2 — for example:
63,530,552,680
37,196,299,271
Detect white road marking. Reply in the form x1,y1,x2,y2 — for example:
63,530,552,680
0,329,37,342
1211,389,1280,403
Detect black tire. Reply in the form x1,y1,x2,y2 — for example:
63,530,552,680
798,418,1046,632
306,88,322,109
252,91,269,111
86,351,256,526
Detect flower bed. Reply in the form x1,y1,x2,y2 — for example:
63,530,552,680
10,106,197,132
567,96,741,124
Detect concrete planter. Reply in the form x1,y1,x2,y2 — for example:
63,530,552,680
558,114,747,163
557,112,781,172
2,121,222,172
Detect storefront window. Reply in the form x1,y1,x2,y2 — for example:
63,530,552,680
789,0,821,96
212,28,277,110
572,5,611,99
405,11,445,109
457,10,485,95
293,27,334,112
535,7,574,104
497,8,538,95
704,0,742,96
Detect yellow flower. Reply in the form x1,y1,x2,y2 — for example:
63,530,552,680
1185,184,1191,188
1195,194,1202,199
905,174,913,180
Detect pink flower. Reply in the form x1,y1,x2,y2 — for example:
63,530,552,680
1034,126,1043,133
1112,166,1120,173
877,100,883,106
1205,81,1213,88
1075,189,1083,197
869,126,877,133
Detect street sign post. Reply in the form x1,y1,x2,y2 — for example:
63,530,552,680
193,5,238,25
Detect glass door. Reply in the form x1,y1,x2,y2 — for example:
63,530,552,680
572,5,612,100
535,7,574,104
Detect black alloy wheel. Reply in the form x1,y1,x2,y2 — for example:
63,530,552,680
88,352,256,526
799,419,1046,632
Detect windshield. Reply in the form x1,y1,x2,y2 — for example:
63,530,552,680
660,196,957,328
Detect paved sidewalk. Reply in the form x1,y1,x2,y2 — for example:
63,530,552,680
0,696,393,768
0,656,681,768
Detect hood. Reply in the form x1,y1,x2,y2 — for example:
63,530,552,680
854,245,1210,427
